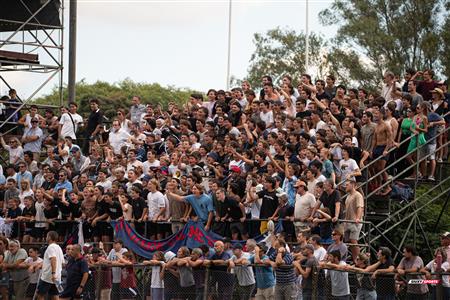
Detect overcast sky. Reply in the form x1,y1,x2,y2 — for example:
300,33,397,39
1,0,336,100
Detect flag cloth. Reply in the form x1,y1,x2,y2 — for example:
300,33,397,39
62,221,84,251
111,219,282,259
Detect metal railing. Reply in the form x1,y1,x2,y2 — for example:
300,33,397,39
25,263,447,300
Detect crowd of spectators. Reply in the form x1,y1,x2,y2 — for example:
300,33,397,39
0,70,449,299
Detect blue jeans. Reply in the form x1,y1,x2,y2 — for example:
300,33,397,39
356,289,376,300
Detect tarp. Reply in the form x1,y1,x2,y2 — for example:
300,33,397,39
111,219,282,259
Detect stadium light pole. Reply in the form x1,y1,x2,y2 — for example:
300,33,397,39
226,0,232,90
68,0,77,104
305,0,309,74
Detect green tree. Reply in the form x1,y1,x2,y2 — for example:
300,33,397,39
35,78,194,119
246,27,326,88
440,1,450,79
319,0,446,83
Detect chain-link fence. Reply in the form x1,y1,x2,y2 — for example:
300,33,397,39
51,264,449,300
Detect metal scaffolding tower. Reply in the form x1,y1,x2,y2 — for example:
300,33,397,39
0,0,64,129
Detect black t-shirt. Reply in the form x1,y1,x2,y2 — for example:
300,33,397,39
316,91,331,101
332,112,345,124
105,201,123,220
65,257,89,291
130,197,146,219
7,207,22,219
302,257,318,290
55,198,71,219
319,190,341,218
41,180,56,191
22,205,36,229
86,109,103,136
44,205,59,220
258,190,278,218
296,111,311,119
70,202,82,219
376,257,396,296
224,197,243,221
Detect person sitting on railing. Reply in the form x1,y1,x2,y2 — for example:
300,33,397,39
18,195,35,244
269,192,295,242
5,198,22,238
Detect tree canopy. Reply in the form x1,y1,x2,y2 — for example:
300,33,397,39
35,78,194,119
246,27,326,89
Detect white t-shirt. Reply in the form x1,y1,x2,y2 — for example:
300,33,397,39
314,247,327,261
3,145,23,164
40,243,64,283
107,247,128,283
147,191,166,219
294,192,316,225
425,260,449,287
34,201,46,228
25,256,43,283
59,112,83,139
339,158,359,184
143,160,160,175
109,128,131,155
260,110,274,127
151,264,165,288
96,180,112,192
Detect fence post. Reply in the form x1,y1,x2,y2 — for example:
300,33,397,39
203,266,210,300
95,265,102,300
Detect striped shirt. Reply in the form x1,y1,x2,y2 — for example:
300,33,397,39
268,248,296,284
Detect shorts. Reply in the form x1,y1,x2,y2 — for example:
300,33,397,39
427,143,436,160
26,282,37,297
372,145,388,161
60,286,83,298
37,279,59,296
344,223,362,241
102,222,114,237
294,223,310,235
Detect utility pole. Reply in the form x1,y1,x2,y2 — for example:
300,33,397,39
68,0,77,104
305,0,309,74
226,0,232,90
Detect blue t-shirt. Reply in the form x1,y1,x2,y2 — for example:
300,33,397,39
426,112,443,144
250,255,275,289
54,180,73,193
185,194,214,222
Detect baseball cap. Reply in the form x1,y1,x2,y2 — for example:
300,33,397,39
232,243,243,250
70,145,81,153
164,251,176,262
230,166,241,173
441,232,450,238
294,180,307,188
207,152,219,161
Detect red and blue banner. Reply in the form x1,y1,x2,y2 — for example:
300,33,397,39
110,219,281,259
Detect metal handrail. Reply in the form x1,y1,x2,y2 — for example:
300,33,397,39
334,110,450,192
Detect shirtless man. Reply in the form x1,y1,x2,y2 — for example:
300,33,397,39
371,109,393,189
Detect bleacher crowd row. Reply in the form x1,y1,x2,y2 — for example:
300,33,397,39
0,70,449,299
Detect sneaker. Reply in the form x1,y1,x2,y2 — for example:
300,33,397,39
428,176,435,181
437,158,443,163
